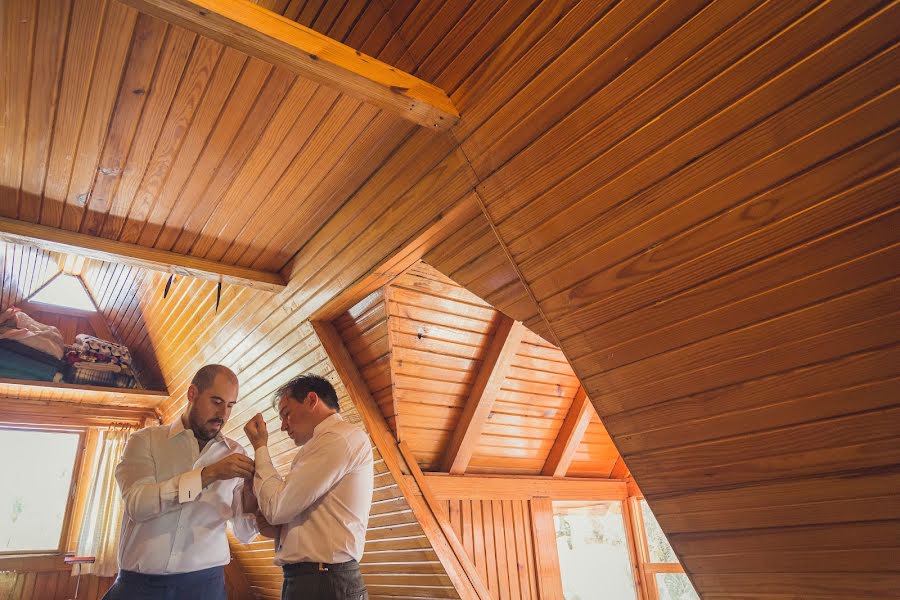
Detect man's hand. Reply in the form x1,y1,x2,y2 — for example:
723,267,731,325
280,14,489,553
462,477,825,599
244,413,269,450
255,511,279,539
201,453,255,488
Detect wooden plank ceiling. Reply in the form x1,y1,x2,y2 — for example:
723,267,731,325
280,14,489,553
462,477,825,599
336,262,620,479
2,0,898,598
381,0,899,598
0,0,416,274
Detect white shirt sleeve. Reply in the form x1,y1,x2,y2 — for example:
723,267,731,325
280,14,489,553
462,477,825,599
253,433,353,526
230,480,260,543
115,432,202,523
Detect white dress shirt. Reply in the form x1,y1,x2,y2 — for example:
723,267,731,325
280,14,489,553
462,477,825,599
254,413,374,565
115,416,257,574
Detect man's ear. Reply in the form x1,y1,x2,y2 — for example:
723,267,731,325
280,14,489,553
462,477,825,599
306,391,319,409
187,384,198,403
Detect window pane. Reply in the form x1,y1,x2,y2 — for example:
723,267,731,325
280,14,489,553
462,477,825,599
553,501,637,600
655,573,700,600
640,499,679,563
0,429,79,552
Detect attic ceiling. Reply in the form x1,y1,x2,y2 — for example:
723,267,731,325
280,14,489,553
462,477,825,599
2,1,898,599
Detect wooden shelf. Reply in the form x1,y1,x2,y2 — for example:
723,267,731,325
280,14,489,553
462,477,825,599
0,378,169,408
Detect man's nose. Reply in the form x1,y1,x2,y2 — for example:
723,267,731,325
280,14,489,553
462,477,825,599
281,420,288,432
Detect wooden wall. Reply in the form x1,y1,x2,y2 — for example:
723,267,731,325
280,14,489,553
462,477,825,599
378,263,620,477
387,264,496,470
441,499,541,600
0,557,113,600
0,243,57,309
217,320,461,600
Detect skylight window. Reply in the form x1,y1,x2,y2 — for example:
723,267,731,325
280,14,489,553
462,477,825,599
29,274,96,312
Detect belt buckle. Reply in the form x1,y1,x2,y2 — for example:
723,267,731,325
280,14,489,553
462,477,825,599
318,562,329,572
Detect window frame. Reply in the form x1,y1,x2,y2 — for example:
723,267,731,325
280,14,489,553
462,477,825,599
0,425,86,557
551,499,645,600
625,496,695,600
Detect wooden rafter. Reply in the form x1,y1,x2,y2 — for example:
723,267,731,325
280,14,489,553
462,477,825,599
441,315,527,474
118,0,459,130
0,217,285,292
311,320,491,600
541,386,595,477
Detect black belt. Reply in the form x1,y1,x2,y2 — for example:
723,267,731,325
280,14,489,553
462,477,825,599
282,560,358,575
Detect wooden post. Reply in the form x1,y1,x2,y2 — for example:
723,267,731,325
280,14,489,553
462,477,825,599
530,497,565,600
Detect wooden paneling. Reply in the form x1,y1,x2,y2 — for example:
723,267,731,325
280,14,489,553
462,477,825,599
441,498,540,600
215,319,464,600
442,315,527,475
0,0,416,274
387,264,495,470
360,262,622,477
4,0,895,596
0,242,58,309
425,474,627,502
0,563,113,600
120,0,458,130
314,319,481,599
363,0,900,597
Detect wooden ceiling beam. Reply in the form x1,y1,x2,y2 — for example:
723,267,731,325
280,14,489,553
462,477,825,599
0,217,285,292
441,315,527,474
541,386,595,477
118,0,459,130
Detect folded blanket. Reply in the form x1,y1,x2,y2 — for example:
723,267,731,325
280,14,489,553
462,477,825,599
0,347,62,381
0,339,65,369
0,308,65,360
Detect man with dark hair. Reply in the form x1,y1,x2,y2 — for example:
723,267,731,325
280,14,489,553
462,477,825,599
244,373,374,600
104,364,258,600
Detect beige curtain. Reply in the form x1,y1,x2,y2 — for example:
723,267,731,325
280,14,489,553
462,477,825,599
74,426,130,577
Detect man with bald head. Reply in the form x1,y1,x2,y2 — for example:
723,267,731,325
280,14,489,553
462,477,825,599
103,364,259,600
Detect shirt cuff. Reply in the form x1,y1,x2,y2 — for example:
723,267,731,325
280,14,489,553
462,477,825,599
178,468,203,504
254,446,277,485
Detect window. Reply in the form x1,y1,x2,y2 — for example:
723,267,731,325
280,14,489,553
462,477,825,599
29,273,96,312
553,501,638,600
629,499,700,600
0,429,81,553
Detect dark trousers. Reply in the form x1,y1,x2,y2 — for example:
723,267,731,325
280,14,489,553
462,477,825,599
281,561,368,600
102,566,226,600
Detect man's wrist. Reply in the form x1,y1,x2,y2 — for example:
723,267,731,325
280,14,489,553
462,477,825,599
200,465,217,488
251,438,267,450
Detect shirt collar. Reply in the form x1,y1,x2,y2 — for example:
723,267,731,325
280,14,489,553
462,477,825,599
312,412,343,438
170,412,235,449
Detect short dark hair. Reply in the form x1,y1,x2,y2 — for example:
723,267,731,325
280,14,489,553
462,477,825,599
274,373,340,412
191,364,237,392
